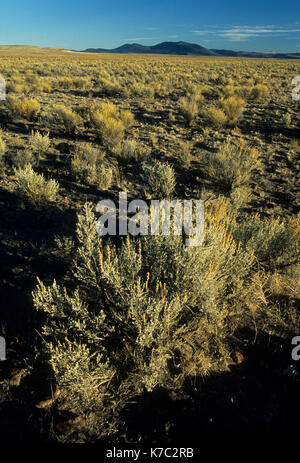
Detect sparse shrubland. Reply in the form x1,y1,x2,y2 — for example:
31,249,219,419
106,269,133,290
0,51,299,444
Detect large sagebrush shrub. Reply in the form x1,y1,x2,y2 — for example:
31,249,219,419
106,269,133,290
32,201,273,424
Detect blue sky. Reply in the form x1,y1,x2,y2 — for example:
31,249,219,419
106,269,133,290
0,0,300,52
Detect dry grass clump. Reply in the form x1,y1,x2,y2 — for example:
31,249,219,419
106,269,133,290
177,139,193,168
202,107,227,128
7,97,40,120
7,81,31,94
0,134,6,156
24,70,40,85
130,82,155,99
31,80,52,94
71,142,106,184
202,139,261,196
95,116,124,147
71,142,113,190
14,164,59,207
178,94,203,126
7,72,52,95
235,85,251,99
221,84,236,98
290,139,300,151
29,130,51,158
250,84,269,100
11,150,37,169
287,212,300,243
282,113,292,128
72,77,92,90
119,109,135,130
57,77,92,90
96,164,113,190
221,96,246,125
53,104,83,134
57,77,74,89
90,102,133,147
112,138,151,162
95,77,123,96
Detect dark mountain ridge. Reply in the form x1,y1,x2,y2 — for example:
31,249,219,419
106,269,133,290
81,41,300,59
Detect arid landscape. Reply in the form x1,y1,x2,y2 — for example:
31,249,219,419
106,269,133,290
0,44,299,445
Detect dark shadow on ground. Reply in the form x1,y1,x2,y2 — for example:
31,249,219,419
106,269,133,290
114,329,300,444
0,324,299,443
0,187,77,340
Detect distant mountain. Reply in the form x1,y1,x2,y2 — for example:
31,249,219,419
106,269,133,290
82,41,217,56
150,41,217,56
81,41,300,59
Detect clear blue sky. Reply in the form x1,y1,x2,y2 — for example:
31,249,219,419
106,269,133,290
0,0,299,52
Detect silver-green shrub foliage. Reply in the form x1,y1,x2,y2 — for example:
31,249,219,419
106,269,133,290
31,194,299,429
143,161,176,199
33,201,278,419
